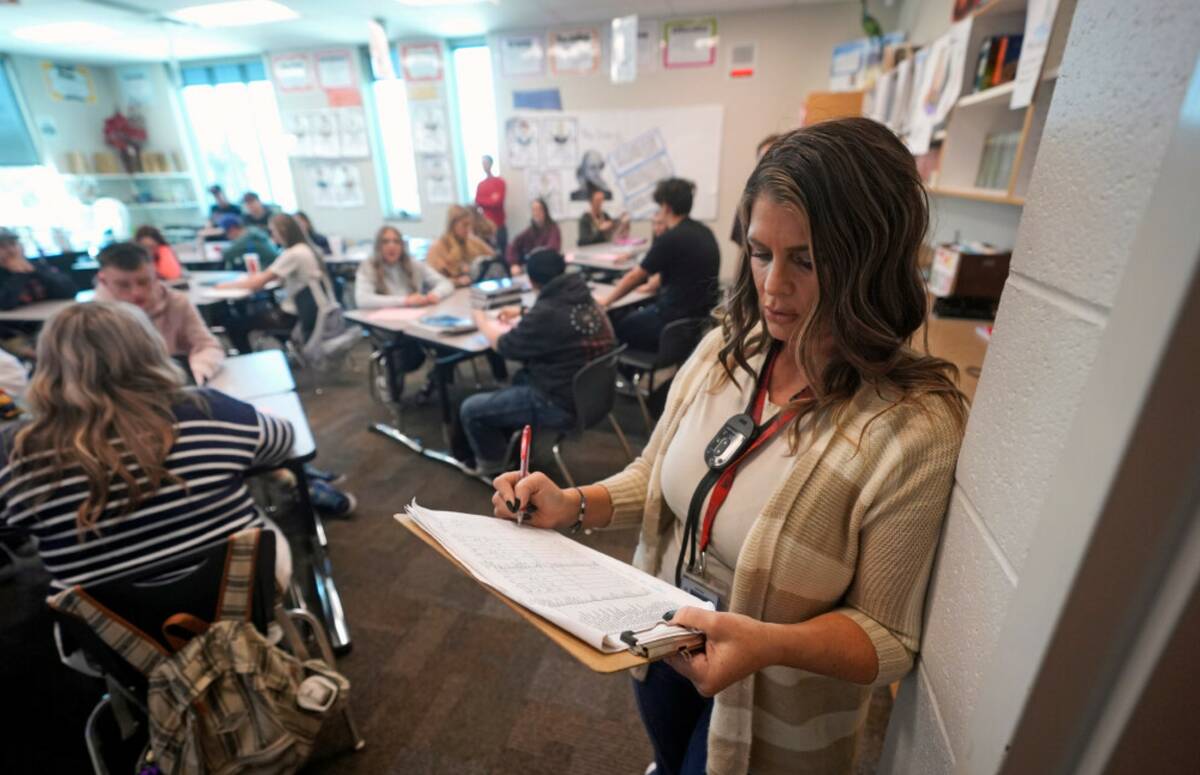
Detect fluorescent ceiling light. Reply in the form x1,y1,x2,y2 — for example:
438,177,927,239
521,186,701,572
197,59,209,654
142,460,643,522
12,22,119,44
168,0,299,28
394,0,496,6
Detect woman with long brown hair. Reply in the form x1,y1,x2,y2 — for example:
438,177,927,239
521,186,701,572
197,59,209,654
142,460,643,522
0,302,295,589
425,204,495,286
354,225,452,310
490,118,967,774
133,224,183,280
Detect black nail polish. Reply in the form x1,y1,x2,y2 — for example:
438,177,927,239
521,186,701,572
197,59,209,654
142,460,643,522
663,609,675,621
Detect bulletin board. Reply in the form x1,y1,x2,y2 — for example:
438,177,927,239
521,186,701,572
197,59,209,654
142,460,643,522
505,104,724,221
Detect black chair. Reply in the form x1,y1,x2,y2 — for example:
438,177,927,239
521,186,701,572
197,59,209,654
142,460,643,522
52,529,364,774
549,344,634,487
618,316,712,432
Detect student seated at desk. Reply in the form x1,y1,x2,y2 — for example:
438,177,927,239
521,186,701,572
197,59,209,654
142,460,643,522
134,225,183,281
600,178,720,351
219,214,279,271
0,302,295,590
355,225,452,309
0,228,77,311
578,186,630,246
241,191,278,229
94,241,225,384
427,205,496,287
489,120,967,775
207,184,242,222
458,249,614,475
296,211,331,255
506,197,561,273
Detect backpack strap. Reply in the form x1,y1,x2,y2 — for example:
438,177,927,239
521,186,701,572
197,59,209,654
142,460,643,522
215,529,261,623
47,587,168,675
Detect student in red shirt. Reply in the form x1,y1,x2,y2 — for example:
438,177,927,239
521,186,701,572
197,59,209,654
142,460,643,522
134,225,183,281
474,154,507,256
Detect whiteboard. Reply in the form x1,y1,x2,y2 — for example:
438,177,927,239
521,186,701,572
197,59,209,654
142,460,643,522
507,104,723,221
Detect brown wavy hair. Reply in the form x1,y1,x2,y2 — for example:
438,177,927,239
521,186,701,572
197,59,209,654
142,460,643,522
12,303,193,533
722,118,968,441
366,225,418,296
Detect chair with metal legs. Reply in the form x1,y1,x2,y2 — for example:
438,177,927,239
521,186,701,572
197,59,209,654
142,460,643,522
549,345,634,487
617,317,711,433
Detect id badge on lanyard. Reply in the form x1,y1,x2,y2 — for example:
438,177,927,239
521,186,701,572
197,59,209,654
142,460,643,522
680,560,726,611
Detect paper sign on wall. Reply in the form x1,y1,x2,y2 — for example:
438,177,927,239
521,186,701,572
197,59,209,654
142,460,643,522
663,18,717,69
307,162,364,209
505,117,539,168
549,28,600,75
402,42,444,82
43,63,95,103
1010,0,1061,108
271,53,314,92
611,15,638,84
116,67,154,111
906,18,971,155
637,20,660,72
499,34,545,78
411,103,449,153
420,154,455,203
315,50,356,90
728,42,756,79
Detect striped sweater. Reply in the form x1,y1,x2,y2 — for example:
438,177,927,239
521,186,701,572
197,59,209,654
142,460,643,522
0,388,294,590
599,329,963,774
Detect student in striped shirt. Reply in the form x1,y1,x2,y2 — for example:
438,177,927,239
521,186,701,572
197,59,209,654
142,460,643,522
0,302,296,590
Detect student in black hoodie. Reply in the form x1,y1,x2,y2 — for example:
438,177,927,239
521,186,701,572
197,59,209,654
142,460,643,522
459,249,614,475
0,228,77,311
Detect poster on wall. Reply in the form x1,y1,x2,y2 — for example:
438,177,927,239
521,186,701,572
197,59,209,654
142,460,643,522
663,18,717,69
271,53,314,92
610,15,638,84
548,28,601,75
315,49,356,90
906,18,971,155
402,42,444,82
539,116,578,168
514,104,723,221
310,110,341,158
284,112,312,157
499,34,545,78
337,108,369,158
42,63,95,103
419,154,455,203
410,104,449,153
637,20,660,73
308,162,365,208
504,117,539,168
525,168,565,219
116,67,154,112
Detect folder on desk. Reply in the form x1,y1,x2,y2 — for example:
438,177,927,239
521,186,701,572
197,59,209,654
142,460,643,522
396,505,709,673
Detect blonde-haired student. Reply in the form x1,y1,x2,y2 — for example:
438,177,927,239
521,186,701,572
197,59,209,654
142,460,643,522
0,302,295,589
426,205,495,287
354,225,452,309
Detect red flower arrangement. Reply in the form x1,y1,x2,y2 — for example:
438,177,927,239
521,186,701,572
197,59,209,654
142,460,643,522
103,111,148,173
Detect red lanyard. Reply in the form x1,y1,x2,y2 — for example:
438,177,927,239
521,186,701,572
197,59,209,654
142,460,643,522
697,354,805,556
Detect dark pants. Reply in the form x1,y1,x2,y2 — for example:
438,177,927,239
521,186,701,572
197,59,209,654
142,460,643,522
615,303,666,353
219,301,296,354
455,384,573,471
632,661,713,775
494,223,508,258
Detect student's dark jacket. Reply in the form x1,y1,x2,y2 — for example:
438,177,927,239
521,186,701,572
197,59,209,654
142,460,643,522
495,272,615,411
0,264,77,310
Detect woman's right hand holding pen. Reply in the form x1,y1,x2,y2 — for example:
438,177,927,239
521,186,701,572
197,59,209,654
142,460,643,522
491,472,577,530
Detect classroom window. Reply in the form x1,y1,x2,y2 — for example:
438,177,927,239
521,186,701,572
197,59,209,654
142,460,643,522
371,77,421,217
450,43,499,200
179,61,297,212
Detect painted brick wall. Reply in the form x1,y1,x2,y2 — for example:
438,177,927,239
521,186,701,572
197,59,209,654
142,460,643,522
880,1,1200,771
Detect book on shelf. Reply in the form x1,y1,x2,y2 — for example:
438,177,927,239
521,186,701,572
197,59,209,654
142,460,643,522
974,130,1022,190
972,34,1025,93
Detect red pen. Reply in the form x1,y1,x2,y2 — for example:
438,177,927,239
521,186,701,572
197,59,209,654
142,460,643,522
517,424,532,526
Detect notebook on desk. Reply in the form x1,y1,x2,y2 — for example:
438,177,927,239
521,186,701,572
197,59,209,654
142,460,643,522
397,504,709,673
416,313,477,335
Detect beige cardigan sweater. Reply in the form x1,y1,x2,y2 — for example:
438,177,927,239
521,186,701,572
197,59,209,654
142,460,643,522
599,329,962,774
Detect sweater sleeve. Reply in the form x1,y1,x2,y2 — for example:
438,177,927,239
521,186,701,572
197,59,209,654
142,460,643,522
832,405,962,686
419,261,454,300
353,262,409,309
598,328,724,529
181,299,225,383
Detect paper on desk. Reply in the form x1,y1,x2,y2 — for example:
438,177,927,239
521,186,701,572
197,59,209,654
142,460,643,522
403,503,711,652
363,307,427,324
198,288,251,300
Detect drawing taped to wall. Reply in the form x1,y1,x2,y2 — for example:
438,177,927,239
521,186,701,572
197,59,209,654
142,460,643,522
411,104,449,153
505,117,539,168
508,105,722,220
420,153,455,204
539,117,578,168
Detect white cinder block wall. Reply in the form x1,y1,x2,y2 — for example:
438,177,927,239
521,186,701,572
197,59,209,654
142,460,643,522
880,2,1200,772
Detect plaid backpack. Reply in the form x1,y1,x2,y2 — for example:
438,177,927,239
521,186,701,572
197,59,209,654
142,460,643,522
49,531,350,775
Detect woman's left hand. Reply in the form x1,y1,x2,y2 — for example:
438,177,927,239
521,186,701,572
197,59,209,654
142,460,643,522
664,607,775,697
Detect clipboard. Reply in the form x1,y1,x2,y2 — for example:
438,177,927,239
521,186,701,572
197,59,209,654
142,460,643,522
397,514,648,673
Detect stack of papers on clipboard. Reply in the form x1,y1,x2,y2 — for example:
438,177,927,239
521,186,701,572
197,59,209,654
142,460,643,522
398,504,711,671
